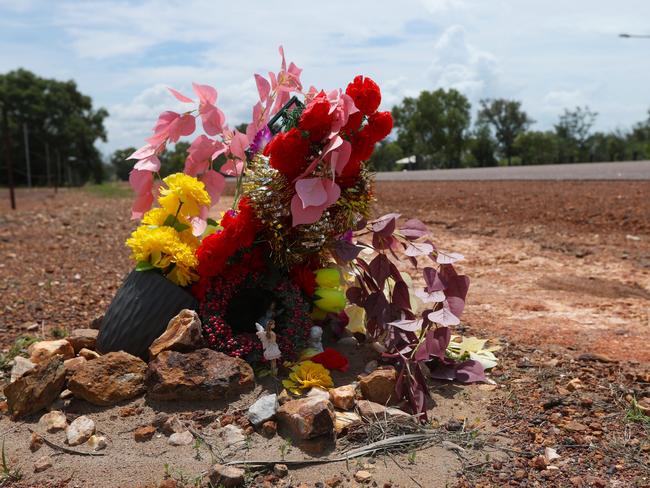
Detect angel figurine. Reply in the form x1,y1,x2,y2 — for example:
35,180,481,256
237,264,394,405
309,325,324,353
256,318,281,376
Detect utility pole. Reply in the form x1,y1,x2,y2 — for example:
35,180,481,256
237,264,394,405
23,122,31,188
1,105,16,210
45,142,51,187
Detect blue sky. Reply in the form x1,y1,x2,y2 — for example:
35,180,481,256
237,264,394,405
1,0,649,154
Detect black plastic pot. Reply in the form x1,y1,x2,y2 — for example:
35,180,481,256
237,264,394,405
96,270,198,359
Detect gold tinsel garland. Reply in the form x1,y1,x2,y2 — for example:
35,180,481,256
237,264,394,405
243,155,373,269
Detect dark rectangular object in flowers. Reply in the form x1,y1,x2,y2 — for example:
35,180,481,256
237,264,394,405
97,270,198,360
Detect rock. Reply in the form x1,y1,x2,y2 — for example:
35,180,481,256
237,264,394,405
68,351,146,406
38,410,67,433
356,400,410,420
66,415,95,446
29,340,74,364
217,424,246,450
247,393,277,426
87,435,107,451
148,309,205,359
325,476,343,487
354,470,372,483
577,353,615,363
260,420,277,438
335,411,362,434
544,447,560,463
134,425,156,442
329,384,357,410
273,464,288,478
30,432,43,452
152,412,170,429
208,464,245,487
4,357,66,419
63,356,87,374
60,389,73,400
566,378,583,392
33,456,52,473
145,349,254,401
358,367,397,405
637,397,650,415
66,329,98,353
307,387,330,401
168,430,193,446
564,420,589,432
78,348,100,361
118,406,141,417
10,356,35,383
276,396,335,440
531,454,548,470
159,480,178,488
277,389,291,405
161,416,185,436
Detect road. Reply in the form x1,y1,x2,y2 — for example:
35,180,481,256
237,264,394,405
375,160,650,181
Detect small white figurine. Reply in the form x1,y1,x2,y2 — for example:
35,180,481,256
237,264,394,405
256,319,281,376
309,325,324,353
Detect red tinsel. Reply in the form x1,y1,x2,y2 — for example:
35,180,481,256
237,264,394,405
265,127,311,180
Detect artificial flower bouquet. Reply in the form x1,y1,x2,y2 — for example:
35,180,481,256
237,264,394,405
121,47,491,418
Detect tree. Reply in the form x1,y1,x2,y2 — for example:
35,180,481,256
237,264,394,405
513,131,559,165
392,88,471,169
369,141,404,172
110,147,136,181
159,142,190,177
477,98,533,165
466,125,498,167
554,106,597,162
0,69,108,185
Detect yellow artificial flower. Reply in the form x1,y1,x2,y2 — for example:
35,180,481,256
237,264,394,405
345,304,366,334
126,225,199,286
313,288,346,313
158,173,211,218
315,268,341,288
282,360,334,395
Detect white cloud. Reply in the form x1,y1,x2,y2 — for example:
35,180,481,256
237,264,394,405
418,0,465,15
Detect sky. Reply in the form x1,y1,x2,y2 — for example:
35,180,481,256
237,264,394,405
1,0,649,155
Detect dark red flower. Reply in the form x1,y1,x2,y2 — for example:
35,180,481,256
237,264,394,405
367,111,393,142
266,127,311,180
311,347,349,372
290,264,317,296
345,75,381,116
299,91,334,142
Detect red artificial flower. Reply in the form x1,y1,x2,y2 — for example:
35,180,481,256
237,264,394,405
311,347,349,372
367,111,393,143
290,264,317,296
341,111,363,135
337,129,375,188
265,127,311,181
345,75,381,116
299,91,334,142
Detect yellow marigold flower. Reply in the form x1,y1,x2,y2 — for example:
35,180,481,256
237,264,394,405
141,207,200,250
282,360,334,395
158,173,211,218
126,225,199,286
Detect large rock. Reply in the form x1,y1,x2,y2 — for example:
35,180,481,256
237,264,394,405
29,340,74,364
208,464,245,487
4,357,66,419
145,349,254,401
358,367,397,405
148,309,205,359
276,396,335,440
356,400,410,420
10,356,35,383
247,394,277,426
66,415,95,446
63,356,87,374
67,351,146,406
66,329,98,353
329,384,357,410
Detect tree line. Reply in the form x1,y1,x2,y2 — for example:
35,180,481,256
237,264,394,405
2,69,650,187
370,89,650,171
0,69,108,187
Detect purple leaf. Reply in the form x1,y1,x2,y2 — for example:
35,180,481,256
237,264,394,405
425,326,451,360
454,360,487,383
369,254,391,289
439,265,470,318
404,242,434,257
372,232,397,251
436,251,464,264
423,267,445,293
334,239,363,261
392,280,411,311
346,286,364,306
427,302,460,326
388,318,423,332
399,218,429,239
414,288,445,303
371,214,399,237
364,291,389,322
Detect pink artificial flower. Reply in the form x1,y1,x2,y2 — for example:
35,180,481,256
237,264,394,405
128,144,161,173
291,177,341,226
193,82,225,136
129,170,154,219
146,111,195,147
